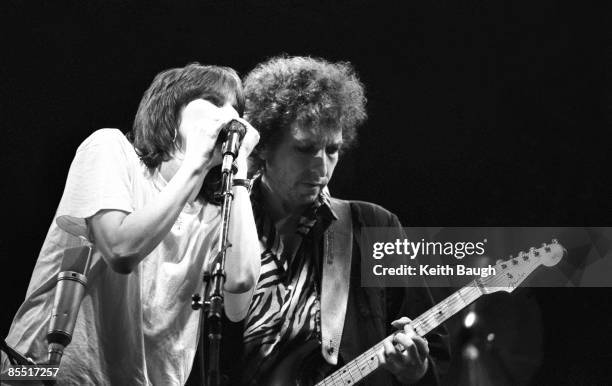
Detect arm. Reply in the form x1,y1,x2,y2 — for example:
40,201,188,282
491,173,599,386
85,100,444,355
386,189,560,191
88,158,209,274
222,126,262,321
88,100,260,282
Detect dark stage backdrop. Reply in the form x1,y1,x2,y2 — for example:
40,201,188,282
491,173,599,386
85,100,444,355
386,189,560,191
1,1,610,385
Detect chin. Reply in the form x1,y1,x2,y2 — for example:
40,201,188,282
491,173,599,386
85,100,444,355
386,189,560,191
285,187,320,210
300,193,319,206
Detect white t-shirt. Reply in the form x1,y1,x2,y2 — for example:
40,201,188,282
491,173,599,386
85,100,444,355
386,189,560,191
2,129,222,385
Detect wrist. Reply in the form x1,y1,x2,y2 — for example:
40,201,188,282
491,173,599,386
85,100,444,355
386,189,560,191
395,357,429,385
232,178,252,193
233,155,249,179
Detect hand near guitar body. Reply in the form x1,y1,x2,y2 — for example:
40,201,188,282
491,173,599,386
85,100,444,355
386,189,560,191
377,317,429,384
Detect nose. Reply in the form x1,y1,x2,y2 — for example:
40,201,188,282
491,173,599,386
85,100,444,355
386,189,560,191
312,148,328,177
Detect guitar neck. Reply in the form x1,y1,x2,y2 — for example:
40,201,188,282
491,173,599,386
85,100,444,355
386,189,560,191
317,281,483,386
316,241,565,386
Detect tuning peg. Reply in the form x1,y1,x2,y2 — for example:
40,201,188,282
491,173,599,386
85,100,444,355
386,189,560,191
551,238,558,244
541,243,547,248
496,259,503,265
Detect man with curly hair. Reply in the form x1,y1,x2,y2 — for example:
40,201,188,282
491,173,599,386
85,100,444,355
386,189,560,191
235,56,450,385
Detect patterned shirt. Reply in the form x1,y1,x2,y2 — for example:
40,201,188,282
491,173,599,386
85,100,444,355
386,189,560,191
242,178,336,383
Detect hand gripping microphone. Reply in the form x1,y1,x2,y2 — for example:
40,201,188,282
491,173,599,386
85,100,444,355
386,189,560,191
46,245,92,366
219,119,247,174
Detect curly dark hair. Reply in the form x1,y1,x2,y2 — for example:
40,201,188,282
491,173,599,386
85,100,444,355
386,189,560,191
243,55,367,171
130,63,244,169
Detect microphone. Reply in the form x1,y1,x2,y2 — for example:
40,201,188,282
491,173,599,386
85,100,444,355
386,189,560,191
219,119,246,174
46,245,92,366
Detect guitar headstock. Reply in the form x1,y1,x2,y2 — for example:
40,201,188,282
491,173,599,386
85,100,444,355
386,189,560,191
479,239,566,294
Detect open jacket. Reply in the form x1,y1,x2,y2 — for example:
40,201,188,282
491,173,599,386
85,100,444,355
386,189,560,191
216,199,450,386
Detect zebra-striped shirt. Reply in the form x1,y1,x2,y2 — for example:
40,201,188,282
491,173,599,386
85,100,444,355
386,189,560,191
242,179,336,382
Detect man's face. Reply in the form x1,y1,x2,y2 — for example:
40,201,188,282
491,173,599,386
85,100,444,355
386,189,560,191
262,124,343,213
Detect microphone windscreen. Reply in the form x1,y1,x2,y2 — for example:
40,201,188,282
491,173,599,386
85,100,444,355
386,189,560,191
217,119,246,144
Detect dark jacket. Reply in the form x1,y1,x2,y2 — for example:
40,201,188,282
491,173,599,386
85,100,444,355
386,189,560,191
339,200,450,385
213,200,450,386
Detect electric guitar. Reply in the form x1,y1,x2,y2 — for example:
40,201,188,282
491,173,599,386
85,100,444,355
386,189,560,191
262,239,566,386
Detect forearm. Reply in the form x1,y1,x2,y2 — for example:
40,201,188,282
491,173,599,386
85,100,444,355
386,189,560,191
223,182,260,293
90,160,209,273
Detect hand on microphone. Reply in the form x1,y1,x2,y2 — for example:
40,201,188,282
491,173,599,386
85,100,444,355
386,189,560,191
230,117,259,179
178,100,258,176
178,99,238,172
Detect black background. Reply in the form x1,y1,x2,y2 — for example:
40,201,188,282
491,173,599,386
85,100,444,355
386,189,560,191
1,1,611,384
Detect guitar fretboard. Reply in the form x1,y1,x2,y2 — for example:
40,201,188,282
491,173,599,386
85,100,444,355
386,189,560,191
316,282,483,386
314,241,562,386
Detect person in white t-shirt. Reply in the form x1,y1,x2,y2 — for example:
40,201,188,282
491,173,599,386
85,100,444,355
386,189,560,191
1,63,261,385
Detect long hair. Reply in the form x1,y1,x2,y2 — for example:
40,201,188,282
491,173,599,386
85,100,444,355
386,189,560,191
243,55,367,172
131,63,244,169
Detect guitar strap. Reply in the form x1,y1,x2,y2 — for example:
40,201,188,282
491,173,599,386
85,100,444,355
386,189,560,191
320,198,353,365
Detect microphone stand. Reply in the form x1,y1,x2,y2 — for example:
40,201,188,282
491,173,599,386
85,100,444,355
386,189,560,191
1,340,57,386
1,339,36,366
192,121,244,386
1,244,92,386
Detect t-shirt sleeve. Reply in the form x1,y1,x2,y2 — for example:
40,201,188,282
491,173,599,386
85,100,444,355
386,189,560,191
55,129,135,240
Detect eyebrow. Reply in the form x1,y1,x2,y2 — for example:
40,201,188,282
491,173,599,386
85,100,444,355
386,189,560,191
294,138,344,147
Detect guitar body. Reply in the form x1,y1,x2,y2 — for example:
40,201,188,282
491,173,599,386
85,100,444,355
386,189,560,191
260,340,334,386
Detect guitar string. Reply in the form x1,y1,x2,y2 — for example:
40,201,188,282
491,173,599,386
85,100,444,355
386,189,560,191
323,284,492,385
323,287,483,384
319,285,484,385
321,271,534,385
321,287,484,385
319,254,545,385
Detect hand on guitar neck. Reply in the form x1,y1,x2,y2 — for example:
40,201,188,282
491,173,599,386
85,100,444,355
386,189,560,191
377,317,430,384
